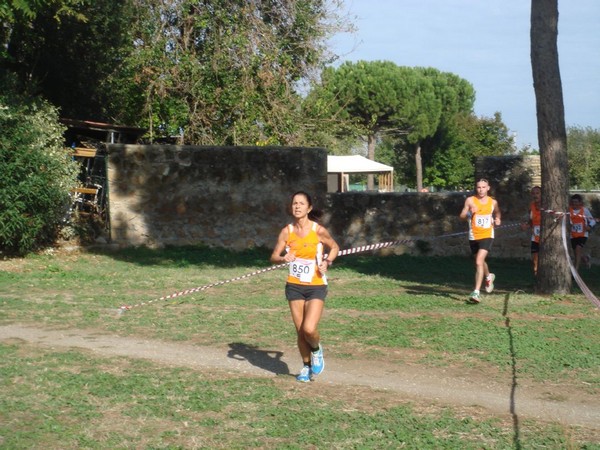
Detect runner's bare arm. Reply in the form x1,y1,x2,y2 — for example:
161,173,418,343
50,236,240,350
270,227,294,264
459,198,474,221
494,200,502,226
317,226,339,270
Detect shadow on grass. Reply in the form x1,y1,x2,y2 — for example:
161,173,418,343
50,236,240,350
86,244,600,295
400,284,473,303
339,254,536,293
227,342,290,375
87,245,272,269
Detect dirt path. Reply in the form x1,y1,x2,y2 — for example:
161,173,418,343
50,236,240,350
2,323,599,434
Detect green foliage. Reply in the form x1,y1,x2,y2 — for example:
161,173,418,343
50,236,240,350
0,0,85,20
0,0,85,32
5,0,134,120
316,61,442,141
0,76,79,255
108,0,345,145
373,69,514,191
422,112,516,190
311,62,487,190
416,67,476,118
567,126,600,190
300,78,364,153
3,0,346,145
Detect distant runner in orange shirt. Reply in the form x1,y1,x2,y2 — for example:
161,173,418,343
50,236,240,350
459,179,501,304
569,194,596,271
521,186,542,276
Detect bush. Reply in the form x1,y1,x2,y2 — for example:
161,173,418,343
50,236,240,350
0,78,79,255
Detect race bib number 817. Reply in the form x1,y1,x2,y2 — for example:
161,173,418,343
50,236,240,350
476,214,492,228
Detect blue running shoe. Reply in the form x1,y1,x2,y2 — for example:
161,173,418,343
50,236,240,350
296,365,312,382
311,344,325,375
468,291,481,304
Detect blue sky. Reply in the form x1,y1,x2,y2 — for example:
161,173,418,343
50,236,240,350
328,0,600,150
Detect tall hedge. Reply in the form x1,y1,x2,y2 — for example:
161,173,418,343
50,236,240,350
0,82,79,255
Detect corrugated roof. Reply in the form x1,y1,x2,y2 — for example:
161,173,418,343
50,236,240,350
327,155,393,173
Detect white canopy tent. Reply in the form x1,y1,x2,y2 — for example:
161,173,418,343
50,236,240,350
327,155,394,192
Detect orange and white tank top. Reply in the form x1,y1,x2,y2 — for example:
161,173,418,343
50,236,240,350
569,208,588,238
285,221,327,286
468,196,495,241
530,202,541,243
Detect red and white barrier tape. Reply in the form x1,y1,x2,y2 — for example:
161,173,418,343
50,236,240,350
560,215,600,309
541,208,599,223
118,240,414,312
119,263,288,311
118,223,521,312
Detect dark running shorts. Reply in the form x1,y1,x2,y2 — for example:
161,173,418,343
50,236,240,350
285,283,327,301
531,241,540,254
469,238,494,255
571,237,587,250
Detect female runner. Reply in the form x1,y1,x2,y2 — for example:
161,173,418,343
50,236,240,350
270,191,339,382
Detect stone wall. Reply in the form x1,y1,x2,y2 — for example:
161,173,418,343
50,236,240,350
322,154,541,258
324,190,599,261
325,153,599,261
105,146,599,262
106,145,327,249
325,192,529,259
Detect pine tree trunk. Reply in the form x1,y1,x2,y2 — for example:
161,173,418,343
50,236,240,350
415,142,423,192
367,133,376,190
531,0,571,294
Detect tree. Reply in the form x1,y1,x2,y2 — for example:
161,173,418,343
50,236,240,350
5,0,138,121
0,0,85,57
531,0,571,294
413,68,475,191
3,0,347,145
110,0,346,145
567,126,600,190
425,112,515,188
314,61,441,189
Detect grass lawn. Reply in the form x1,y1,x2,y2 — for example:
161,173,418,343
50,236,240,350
1,245,599,449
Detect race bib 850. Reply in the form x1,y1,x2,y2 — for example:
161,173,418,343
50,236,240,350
289,258,316,283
